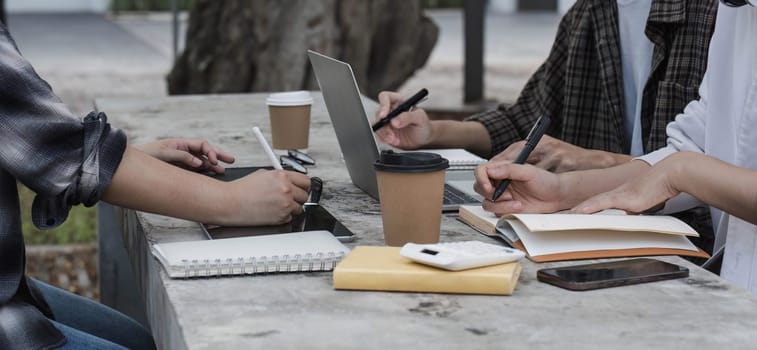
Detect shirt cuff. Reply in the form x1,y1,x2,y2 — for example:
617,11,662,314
634,146,678,166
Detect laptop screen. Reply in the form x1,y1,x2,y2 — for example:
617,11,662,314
307,50,382,199
307,50,481,211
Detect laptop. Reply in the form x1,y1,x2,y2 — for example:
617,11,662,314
307,50,481,212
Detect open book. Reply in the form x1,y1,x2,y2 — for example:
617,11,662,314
457,205,710,262
151,231,351,278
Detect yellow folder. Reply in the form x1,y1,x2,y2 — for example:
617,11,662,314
333,246,521,295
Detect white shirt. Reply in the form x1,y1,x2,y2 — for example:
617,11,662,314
617,0,654,156
637,5,757,293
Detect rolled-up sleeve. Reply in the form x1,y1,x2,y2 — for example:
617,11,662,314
0,25,126,229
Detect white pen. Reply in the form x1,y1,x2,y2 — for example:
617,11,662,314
252,126,283,170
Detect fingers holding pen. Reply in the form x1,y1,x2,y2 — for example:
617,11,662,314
375,91,404,144
475,160,565,214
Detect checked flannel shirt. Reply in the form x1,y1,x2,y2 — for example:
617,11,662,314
468,0,717,158
0,24,126,349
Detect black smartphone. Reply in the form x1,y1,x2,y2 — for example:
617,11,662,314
201,204,355,242
537,258,689,291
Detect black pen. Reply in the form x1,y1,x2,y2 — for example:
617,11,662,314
371,88,428,132
491,114,552,201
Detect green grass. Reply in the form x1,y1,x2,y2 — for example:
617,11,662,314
18,183,97,245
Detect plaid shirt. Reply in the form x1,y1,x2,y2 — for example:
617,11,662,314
468,0,717,158
0,25,126,348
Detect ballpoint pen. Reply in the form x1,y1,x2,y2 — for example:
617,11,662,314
371,88,429,132
491,114,552,201
252,126,284,170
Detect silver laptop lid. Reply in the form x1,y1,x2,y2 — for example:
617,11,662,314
307,50,381,199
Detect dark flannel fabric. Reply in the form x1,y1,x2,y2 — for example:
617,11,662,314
467,0,717,158
467,0,718,255
0,24,126,348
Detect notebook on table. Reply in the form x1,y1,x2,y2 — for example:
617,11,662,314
411,148,486,170
307,50,482,212
333,246,521,295
457,205,710,263
151,231,351,278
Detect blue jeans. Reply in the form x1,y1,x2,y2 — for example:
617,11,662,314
31,279,156,350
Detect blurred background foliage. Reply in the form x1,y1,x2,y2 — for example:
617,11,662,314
19,184,97,245
110,0,463,12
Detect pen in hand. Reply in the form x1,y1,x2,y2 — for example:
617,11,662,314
491,114,552,201
372,88,429,132
252,126,284,170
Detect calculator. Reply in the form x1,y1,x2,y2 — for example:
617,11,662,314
400,241,525,271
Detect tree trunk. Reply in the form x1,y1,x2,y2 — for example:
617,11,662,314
167,0,438,99
0,0,6,26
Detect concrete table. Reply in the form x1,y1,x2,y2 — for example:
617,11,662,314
96,93,757,350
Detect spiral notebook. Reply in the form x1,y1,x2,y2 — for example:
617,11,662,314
411,148,486,170
151,231,351,278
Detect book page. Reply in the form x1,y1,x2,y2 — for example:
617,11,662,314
505,213,699,237
502,219,699,257
458,205,499,234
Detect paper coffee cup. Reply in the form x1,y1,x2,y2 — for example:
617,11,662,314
374,151,449,246
266,91,313,151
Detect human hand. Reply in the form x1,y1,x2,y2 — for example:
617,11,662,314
571,157,682,214
134,138,235,174
474,161,565,216
493,135,627,173
373,91,434,149
228,170,311,225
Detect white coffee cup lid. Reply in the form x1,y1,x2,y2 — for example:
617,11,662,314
266,91,313,106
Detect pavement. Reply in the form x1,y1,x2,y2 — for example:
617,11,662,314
6,9,559,117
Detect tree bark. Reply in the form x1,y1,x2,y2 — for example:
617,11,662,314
167,0,438,99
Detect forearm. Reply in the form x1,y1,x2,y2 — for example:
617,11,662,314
103,147,234,224
673,152,757,225
427,120,491,157
580,150,634,170
556,159,651,209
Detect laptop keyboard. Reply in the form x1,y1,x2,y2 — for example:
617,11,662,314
443,184,481,205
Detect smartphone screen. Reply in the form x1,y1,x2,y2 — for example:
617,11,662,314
537,258,689,291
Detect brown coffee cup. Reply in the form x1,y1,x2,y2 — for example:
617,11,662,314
266,91,313,152
374,150,449,246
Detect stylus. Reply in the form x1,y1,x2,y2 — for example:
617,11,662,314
371,88,428,132
491,114,551,201
252,126,283,170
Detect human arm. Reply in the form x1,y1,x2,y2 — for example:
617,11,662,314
103,146,310,226
473,158,650,216
482,69,712,216
491,135,633,172
0,23,308,229
572,152,757,225
133,138,235,174
373,91,491,155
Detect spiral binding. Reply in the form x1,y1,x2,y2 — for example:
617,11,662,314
179,251,346,278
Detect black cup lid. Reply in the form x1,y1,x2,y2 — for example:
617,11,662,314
373,150,449,173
